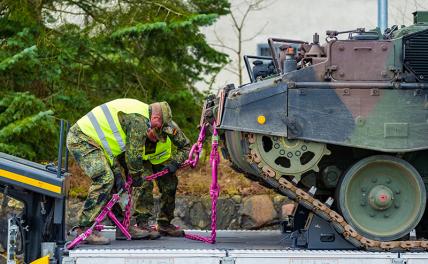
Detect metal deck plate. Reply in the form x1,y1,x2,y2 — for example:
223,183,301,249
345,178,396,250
64,230,422,264
70,230,285,251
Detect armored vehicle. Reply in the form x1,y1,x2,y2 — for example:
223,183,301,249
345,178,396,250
207,11,428,250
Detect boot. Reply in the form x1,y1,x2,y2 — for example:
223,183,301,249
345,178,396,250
157,223,185,237
75,227,110,245
139,224,161,240
116,225,150,240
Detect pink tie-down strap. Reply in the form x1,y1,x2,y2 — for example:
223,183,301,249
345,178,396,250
66,121,219,249
185,124,220,244
66,191,132,250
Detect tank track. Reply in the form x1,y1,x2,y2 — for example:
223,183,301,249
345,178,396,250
244,132,428,251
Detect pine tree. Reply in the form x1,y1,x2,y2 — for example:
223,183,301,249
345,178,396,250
0,92,56,161
0,0,230,160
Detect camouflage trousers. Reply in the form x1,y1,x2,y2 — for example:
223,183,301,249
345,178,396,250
67,125,178,227
66,125,121,227
133,162,178,226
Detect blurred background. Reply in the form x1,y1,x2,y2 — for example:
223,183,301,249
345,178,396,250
0,0,425,161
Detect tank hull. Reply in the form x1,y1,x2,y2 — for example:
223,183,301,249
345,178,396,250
209,20,428,248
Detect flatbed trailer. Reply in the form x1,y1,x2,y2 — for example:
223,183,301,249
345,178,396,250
63,230,428,264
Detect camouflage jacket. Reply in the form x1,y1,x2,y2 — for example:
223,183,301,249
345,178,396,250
118,112,191,177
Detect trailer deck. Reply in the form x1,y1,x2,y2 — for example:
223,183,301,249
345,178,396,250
63,230,428,264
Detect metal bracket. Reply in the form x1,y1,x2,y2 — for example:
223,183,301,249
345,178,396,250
1,186,9,210
6,217,18,264
61,257,77,264
325,65,338,80
220,256,236,264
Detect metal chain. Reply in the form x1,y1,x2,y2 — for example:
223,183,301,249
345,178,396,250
126,120,219,244
187,124,208,168
123,175,133,229
123,123,209,229
209,127,220,243
246,132,428,251
185,122,219,244
143,123,209,182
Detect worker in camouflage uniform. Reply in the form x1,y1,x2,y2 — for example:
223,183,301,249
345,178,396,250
131,121,190,237
67,98,189,244
117,105,191,239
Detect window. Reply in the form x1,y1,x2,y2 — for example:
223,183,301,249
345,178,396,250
257,43,271,57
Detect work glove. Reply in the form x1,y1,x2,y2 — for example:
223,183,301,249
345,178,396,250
131,175,144,187
163,160,179,174
114,175,125,190
112,160,125,190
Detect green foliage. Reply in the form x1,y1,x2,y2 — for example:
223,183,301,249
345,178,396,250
189,0,231,15
0,0,229,160
0,92,56,160
0,46,37,71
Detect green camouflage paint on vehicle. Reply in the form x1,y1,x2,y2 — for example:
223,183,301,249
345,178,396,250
206,11,428,242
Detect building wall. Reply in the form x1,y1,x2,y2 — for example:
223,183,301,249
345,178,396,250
201,0,425,91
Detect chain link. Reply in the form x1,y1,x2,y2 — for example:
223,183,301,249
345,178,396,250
126,123,211,227
209,128,220,243
187,124,208,168
67,121,218,249
125,120,219,244
185,122,219,244
246,132,428,252
123,174,133,229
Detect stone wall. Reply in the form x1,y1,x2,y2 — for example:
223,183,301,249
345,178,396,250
67,194,291,230
0,194,291,263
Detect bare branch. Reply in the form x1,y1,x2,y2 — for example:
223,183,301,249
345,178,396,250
228,63,239,71
390,4,410,25
132,73,148,101
207,64,226,92
246,0,277,11
414,0,428,10
224,67,240,77
213,27,228,47
214,0,276,85
229,11,241,30
239,5,252,30
243,21,268,42
44,6,86,16
66,0,105,24
209,43,239,54
146,1,183,17
146,61,175,90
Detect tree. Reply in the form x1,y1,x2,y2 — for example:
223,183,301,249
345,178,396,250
209,0,274,86
0,0,230,160
0,92,56,160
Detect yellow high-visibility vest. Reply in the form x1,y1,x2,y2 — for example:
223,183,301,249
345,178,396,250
77,99,171,165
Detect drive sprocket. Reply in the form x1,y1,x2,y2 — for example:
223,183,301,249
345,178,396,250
247,133,330,181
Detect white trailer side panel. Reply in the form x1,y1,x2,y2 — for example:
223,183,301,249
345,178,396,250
229,250,397,264
67,249,225,264
401,252,428,264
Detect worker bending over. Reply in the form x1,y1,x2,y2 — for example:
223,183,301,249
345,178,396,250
67,98,190,244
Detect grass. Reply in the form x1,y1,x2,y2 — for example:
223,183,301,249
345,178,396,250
68,158,273,199
177,160,273,196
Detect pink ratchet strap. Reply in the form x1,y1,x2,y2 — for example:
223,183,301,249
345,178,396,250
66,175,133,250
66,121,219,249
184,123,220,244
145,122,220,243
